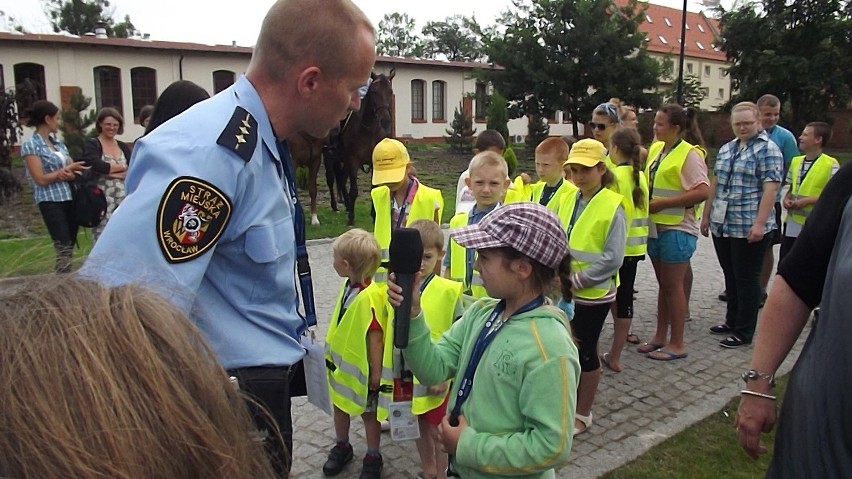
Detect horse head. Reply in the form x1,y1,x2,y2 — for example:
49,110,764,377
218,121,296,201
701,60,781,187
363,69,395,136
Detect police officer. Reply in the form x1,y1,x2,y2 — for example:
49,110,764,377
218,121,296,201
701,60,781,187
80,0,376,476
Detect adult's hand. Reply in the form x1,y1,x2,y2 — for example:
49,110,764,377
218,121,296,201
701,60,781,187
734,394,776,459
747,224,765,243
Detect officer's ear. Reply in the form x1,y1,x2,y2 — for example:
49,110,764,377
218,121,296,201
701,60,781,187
297,66,322,98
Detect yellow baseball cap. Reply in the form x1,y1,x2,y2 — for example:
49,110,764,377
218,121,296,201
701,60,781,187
372,138,410,185
563,138,607,168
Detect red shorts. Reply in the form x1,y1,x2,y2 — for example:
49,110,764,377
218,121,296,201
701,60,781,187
420,395,449,426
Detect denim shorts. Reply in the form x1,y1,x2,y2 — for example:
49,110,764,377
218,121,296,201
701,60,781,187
647,230,697,264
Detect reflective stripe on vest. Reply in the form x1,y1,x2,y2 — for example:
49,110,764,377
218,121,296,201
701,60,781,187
371,184,445,283
411,275,462,415
559,188,624,300
611,164,649,256
788,154,838,226
449,212,487,298
646,140,697,226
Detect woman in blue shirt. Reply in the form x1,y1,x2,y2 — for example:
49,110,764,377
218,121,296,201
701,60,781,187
21,100,88,273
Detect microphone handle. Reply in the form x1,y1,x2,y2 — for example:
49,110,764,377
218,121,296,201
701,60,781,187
393,272,415,348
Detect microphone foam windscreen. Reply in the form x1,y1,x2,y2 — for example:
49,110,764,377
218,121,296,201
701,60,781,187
389,228,423,274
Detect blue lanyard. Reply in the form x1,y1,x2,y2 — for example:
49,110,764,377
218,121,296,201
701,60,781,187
277,141,317,328
449,295,545,423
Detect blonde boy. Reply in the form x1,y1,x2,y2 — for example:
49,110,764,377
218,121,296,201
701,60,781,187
408,219,464,479
444,151,510,298
324,229,391,478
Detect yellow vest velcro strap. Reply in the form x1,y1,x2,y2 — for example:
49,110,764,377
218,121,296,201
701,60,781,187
569,248,602,263
626,236,648,246
632,217,650,227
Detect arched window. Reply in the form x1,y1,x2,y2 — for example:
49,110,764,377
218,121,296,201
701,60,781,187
130,67,157,122
411,79,425,122
431,80,446,122
213,70,236,94
93,66,123,114
14,62,47,101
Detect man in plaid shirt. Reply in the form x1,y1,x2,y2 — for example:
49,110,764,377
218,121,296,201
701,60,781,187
701,102,783,349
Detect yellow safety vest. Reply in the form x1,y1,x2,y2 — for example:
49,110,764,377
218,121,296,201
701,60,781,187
604,153,617,171
558,188,624,300
788,153,839,225
611,164,650,256
448,211,488,298
371,182,444,282
325,281,394,420
530,179,578,217
503,175,531,204
412,274,462,415
645,140,698,225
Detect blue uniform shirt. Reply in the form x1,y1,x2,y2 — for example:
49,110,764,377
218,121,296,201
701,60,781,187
80,75,305,369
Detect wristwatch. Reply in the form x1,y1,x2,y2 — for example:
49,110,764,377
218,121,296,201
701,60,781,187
741,369,776,387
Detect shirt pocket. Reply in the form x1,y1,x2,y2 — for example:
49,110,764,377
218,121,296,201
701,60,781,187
240,217,295,302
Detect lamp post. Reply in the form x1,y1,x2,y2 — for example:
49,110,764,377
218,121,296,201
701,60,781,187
676,0,688,105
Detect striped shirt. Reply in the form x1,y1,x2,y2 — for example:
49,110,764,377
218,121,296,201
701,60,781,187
20,133,73,203
710,131,783,238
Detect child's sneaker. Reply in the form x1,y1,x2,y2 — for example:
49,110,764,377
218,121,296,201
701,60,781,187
322,442,353,476
359,453,383,479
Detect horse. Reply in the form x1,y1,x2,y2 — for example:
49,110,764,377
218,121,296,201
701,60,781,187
334,69,395,226
287,132,335,226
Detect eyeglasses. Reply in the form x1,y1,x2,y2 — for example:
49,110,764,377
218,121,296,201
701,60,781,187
590,122,612,131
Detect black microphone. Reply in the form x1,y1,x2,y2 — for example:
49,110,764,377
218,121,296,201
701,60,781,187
389,228,423,348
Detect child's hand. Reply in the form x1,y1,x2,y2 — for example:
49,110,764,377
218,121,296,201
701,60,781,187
520,172,532,184
427,383,447,396
438,414,467,455
387,272,422,318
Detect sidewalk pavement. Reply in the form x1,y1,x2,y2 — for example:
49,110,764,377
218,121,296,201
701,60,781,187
291,235,807,478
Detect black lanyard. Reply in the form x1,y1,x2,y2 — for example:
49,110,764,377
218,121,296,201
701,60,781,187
539,179,563,206
419,273,435,294
336,281,357,325
648,139,681,199
277,141,317,328
393,178,417,230
797,155,821,188
449,295,545,424
566,187,603,240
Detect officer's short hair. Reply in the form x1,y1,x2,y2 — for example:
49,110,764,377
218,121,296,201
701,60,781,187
468,151,508,179
333,229,381,281
251,0,374,81
408,219,444,252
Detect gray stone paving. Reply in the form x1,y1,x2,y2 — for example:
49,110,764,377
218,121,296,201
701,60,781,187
291,235,807,478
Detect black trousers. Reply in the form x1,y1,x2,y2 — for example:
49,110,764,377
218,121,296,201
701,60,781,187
38,200,78,273
712,235,771,342
571,302,613,371
227,366,295,479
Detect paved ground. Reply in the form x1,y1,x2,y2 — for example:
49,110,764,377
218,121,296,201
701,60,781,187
290,234,806,479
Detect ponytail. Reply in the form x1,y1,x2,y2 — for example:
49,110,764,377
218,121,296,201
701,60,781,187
557,254,572,302
610,127,646,210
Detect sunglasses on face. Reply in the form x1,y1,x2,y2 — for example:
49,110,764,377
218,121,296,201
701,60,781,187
590,122,612,131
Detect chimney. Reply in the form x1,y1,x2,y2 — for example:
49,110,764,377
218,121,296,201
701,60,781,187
232,40,237,47
143,33,150,40
94,21,108,38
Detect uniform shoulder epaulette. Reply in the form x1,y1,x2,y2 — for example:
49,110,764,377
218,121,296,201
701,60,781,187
216,106,258,163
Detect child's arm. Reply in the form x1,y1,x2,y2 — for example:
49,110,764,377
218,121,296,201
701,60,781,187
453,354,578,474
366,329,383,390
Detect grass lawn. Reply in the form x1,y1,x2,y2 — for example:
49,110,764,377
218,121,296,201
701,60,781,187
0,232,94,277
602,376,788,479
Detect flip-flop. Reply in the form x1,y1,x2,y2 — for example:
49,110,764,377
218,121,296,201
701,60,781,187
626,333,641,344
637,342,663,354
648,348,688,361
600,353,621,373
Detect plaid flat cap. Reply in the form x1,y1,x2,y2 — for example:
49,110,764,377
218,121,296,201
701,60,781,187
450,202,569,269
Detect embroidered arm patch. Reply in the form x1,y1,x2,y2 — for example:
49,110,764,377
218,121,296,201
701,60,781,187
157,176,232,263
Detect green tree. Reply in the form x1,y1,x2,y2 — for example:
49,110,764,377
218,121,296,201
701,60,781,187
717,0,852,129
526,115,550,150
0,88,23,204
664,74,705,109
485,0,661,134
60,90,97,159
486,90,510,142
445,103,476,154
43,0,139,38
377,12,425,57
421,15,485,61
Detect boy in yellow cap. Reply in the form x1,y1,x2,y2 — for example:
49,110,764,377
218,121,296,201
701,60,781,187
370,138,444,282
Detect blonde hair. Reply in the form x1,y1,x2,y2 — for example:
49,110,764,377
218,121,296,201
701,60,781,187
250,0,375,81
731,101,760,119
468,150,509,179
408,219,444,252
0,277,275,479
333,228,381,281
535,137,570,163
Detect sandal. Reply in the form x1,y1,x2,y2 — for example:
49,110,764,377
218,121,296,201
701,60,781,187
573,412,593,437
626,333,640,344
637,342,663,354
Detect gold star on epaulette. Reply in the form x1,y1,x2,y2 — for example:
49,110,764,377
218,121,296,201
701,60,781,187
217,106,258,163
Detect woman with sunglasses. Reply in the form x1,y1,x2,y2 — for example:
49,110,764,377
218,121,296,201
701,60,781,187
590,102,620,170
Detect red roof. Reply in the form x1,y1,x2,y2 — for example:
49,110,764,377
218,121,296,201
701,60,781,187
0,31,496,70
613,0,727,62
